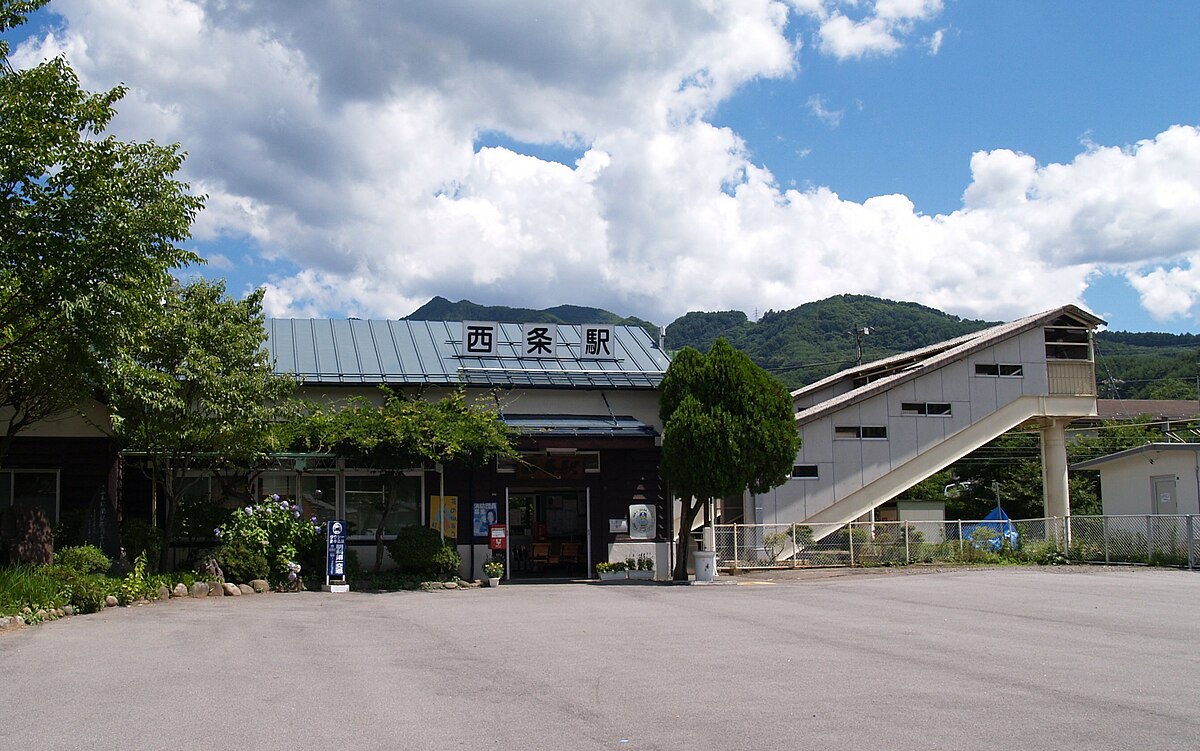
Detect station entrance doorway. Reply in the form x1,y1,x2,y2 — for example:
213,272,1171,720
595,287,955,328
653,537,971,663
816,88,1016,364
505,489,590,579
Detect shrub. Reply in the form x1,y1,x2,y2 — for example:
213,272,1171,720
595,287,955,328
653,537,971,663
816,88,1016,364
215,496,322,584
0,564,67,618
215,538,269,584
387,525,461,580
120,519,163,571
40,565,109,614
56,545,112,574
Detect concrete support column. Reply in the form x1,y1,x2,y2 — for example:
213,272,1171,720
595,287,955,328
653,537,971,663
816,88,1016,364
1041,419,1070,518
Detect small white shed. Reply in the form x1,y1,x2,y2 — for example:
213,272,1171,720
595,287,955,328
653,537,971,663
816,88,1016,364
1073,444,1200,516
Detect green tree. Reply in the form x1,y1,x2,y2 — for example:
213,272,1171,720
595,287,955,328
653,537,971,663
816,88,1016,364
105,280,296,570
296,388,516,572
0,1,203,462
659,339,800,581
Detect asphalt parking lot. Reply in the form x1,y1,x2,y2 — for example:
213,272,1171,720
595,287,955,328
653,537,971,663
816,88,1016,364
3,566,1199,750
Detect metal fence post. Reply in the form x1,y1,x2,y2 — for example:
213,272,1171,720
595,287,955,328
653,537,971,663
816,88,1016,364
849,522,856,568
791,523,798,569
904,522,911,564
1146,515,1153,565
957,519,964,559
1188,515,1195,571
732,523,739,570
1103,515,1110,565
1064,515,1072,553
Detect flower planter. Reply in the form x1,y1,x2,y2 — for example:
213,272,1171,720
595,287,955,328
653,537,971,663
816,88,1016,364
598,571,627,581
628,570,654,580
487,577,501,588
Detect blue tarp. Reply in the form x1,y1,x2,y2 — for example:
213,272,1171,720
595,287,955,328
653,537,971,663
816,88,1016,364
960,506,1019,550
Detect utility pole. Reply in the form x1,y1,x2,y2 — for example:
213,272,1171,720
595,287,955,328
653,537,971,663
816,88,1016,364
851,325,871,366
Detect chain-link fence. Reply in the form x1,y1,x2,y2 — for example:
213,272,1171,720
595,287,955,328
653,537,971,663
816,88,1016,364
712,515,1198,571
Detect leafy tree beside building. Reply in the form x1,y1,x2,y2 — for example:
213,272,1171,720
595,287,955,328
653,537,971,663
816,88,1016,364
659,339,799,581
0,0,204,463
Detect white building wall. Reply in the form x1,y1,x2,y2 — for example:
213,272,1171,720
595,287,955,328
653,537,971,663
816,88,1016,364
1098,452,1200,517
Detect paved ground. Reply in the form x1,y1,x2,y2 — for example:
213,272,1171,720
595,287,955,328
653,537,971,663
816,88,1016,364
3,566,1199,750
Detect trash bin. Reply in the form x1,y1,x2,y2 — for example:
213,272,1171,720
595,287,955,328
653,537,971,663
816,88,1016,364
694,550,716,582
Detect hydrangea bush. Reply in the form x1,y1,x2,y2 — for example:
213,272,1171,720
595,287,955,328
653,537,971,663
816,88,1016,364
216,495,321,584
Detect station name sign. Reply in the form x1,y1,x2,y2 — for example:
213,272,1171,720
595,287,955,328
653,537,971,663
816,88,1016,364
462,321,616,360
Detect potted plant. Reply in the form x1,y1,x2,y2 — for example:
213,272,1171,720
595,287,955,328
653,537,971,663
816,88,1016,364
482,559,504,587
629,553,654,580
595,561,627,581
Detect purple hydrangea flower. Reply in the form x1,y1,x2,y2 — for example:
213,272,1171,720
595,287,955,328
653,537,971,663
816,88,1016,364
213,528,222,537
293,510,301,518
280,500,289,510
271,493,280,502
244,506,253,515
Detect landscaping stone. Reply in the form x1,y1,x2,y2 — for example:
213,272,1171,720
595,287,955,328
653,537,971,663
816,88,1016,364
249,579,269,593
207,581,223,597
62,606,75,616
442,581,458,590
238,584,254,595
221,582,241,596
157,586,170,601
173,583,188,598
104,595,118,608
0,617,8,630
36,609,47,620
190,582,208,598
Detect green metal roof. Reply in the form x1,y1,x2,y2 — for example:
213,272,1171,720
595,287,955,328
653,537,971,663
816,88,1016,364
267,319,670,389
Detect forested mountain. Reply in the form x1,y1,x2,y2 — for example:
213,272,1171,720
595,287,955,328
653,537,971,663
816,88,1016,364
406,296,659,334
403,294,1198,398
665,295,993,389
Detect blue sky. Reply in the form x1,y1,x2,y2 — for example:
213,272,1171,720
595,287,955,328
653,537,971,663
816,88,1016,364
8,1,1200,332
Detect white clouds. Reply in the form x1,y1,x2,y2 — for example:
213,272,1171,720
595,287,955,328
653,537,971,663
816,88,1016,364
13,1,1200,329
806,95,844,127
799,0,944,60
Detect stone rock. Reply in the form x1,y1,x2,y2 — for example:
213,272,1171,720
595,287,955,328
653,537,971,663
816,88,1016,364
442,581,458,590
173,583,188,598
207,581,224,597
104,595,118,608
157,586,170,601
54,608,65,617
221,582,241,596
189,582,208,598
62,605,75,616
249,579,269,593
237,584,254,595
36,609,47,620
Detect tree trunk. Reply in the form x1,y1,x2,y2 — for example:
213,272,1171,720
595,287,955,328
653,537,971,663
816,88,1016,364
672,497,704,581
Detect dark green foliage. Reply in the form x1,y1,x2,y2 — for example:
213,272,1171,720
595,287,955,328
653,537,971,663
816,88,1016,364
666,295,992,389
406,296,659,336
38,564,108,613
215,539,270,584
387,525,462,580
660,339,800,580
56,545,111,574
120,519,163,571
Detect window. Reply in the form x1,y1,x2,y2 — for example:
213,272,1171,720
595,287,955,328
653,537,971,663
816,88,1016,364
344,474,421,538
901,402,952,416
1044,325,1091,360
791,465,819,479
0,470,59,524
975,363,1023,377
834,426,888,440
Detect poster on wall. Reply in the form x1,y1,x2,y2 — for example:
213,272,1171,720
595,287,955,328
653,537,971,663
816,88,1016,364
628,504,655,539
430,495,458,538
473,502,498,537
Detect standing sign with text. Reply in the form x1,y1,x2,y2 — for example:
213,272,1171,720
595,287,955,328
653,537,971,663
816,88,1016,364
327,520,347,578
